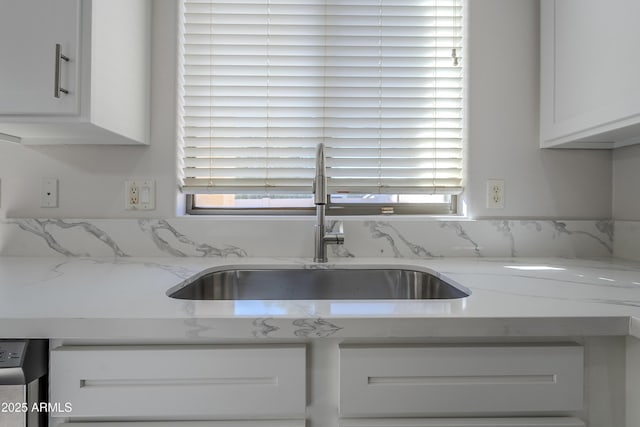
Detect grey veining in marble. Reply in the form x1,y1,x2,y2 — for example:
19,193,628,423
469,280,640,309
491,220,517,257
614,221,640,261
180,301,217,339
292,318,343,338
0,255,638,340
184,317,214,339
328,220,355,258
490,220,616,258
139,219,248,257
440,221,482,256
365,221,436,258
550,220,613,254
596,220,615,242
0,217,616,259
252,318,280,338
133,260,200,280
9,219,129,257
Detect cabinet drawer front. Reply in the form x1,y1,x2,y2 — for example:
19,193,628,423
339,418,585,427
51,345,306,419
339,345,583,416
59,422,305,427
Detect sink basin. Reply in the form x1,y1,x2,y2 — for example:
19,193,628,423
167,267,470,300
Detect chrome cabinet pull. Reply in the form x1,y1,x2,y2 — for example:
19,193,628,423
54,43,70,98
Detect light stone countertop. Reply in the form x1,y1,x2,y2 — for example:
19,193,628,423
0,256,638,340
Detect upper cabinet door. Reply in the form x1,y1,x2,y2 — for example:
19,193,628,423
0,0,80,115
0,0,150,145
540,0,640,149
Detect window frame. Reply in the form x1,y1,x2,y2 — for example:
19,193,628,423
186,194,458,216
179,0,466,216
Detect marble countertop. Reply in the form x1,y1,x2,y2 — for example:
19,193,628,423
0,256,638,340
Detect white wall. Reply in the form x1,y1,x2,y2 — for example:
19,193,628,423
464,0,611,219
0,0,612,220
613,144,640,220
0,1,178,219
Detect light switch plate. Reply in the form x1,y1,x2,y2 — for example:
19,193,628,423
41,178,58,208
125,179,155,210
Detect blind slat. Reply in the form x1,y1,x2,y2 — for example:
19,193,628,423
182,139,462,149
179,0,463,194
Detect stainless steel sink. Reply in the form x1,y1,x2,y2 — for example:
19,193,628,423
167,267,470,300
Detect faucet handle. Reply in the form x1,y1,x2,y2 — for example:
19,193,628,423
324,233,344,246
324,220,344,246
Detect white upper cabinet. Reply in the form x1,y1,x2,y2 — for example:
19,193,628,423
0,0,150,145
540,0,640,149
0,0,79,116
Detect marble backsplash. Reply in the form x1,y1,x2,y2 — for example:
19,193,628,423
613,221,640,261
0,217,615,259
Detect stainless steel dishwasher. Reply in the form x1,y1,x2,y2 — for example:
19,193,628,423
0,340,48,427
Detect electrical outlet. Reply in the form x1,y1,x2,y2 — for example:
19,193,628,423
486,179,505,209
129,183,139,205
41,178,59,208
125,179,155,210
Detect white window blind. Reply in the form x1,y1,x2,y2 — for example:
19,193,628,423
179,0,463,195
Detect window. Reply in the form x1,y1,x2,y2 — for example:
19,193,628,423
178,0,463,214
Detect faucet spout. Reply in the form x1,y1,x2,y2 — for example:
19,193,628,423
313,143,344,263
313,143,327,205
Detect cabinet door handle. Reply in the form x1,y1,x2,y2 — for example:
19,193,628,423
54,43,70,98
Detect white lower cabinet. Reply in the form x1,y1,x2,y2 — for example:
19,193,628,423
338,418,585,427
339,344,584,425
50,342,588,426
59,423,304,427
50,345,306,420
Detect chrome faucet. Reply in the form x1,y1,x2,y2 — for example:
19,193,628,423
313,143,344,263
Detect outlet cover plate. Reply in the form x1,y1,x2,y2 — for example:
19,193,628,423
125,179,155,210
486,179,505,209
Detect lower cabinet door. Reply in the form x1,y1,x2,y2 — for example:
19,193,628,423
51,345,306,419
338,418,585,427
340,344,584,417
58,422,305,427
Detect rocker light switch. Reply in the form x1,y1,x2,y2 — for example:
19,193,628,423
140,186,151,204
